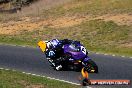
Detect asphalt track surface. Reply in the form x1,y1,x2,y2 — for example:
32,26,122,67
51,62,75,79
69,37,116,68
0,45,132,88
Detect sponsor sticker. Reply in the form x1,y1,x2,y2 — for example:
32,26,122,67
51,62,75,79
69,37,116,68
79,67,130,86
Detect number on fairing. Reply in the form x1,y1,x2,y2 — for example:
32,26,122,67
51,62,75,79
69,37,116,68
81,46,87,55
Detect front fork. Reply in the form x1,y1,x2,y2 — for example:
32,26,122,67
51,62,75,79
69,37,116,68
82,56,91,66
81,56,95,72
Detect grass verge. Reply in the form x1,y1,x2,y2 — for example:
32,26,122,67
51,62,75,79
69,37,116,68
0,19,131,57
0,69,79,88
41,0,132,18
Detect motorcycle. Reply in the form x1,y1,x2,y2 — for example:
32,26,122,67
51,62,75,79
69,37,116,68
38,40,98,73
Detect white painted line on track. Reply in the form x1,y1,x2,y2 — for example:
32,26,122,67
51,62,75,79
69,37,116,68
22,46,26,47
0,67,80,86
22,72,26,74
90,51,132,59
25,72,32,75
46,76,80,85
95,53,100,54
31,73,37,76
0,68,4,70
35,74,41,77
12,69,16,71
5,68,10,71
112,54,115,56
23,72,81,85
121,56,125,58
104,53,108,56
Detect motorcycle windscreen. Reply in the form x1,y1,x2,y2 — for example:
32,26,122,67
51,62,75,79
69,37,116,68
38,41,46,52
66,44,87,60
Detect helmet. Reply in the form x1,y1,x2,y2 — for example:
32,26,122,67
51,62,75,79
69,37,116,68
50,39,60,48
46,41,52,48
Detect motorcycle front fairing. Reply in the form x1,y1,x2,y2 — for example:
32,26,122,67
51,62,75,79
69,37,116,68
64,44,86,60
63,43,92,67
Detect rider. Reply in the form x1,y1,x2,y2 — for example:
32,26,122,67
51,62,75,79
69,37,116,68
45,39,73,70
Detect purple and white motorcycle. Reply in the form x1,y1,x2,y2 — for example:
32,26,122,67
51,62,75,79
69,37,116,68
44,41,98,73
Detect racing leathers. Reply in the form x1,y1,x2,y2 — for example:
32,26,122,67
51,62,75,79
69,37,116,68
45,39,73,70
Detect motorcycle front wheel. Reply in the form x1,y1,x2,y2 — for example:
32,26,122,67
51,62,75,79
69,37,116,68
84,59,98,73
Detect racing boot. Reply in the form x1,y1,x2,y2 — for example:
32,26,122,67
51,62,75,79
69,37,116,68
47,58,56,66
55,65,62,71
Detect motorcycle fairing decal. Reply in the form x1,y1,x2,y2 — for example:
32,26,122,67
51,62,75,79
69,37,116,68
83,57,91,62
69,58,74,61
80,46,87,55
48,51,55,57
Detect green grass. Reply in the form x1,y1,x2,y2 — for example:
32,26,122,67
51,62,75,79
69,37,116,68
0,19,132,56
41,0,132,18
0,69,79,88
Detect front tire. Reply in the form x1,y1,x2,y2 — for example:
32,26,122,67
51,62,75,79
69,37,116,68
84,60,98,73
